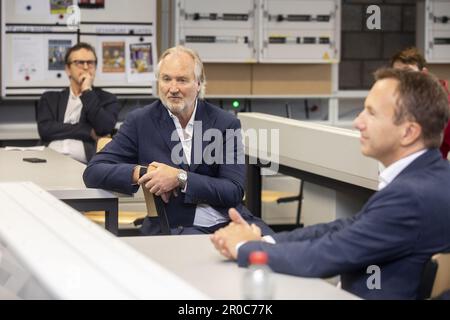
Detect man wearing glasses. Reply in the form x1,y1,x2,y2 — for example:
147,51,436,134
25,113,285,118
37,42,119,163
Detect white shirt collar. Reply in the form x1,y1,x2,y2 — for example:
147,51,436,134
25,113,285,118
165,99,198,131
378,149,427,190
69,87,81,99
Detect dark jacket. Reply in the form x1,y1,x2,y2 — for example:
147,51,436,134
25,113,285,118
83,100,268,232
237,149,450,299
37,87,120,161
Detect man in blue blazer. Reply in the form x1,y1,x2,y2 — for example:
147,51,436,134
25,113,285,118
211,68,450,299
83,46,272,236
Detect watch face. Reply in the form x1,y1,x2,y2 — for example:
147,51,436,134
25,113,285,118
179,172,187,180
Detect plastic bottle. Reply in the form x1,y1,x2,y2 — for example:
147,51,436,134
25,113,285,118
242,251,275,300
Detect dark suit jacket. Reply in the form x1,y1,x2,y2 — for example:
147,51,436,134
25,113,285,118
237,149,450,299
37,88,120,161
83,100,268,231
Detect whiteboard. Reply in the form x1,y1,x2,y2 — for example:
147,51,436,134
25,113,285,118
1,0,157,97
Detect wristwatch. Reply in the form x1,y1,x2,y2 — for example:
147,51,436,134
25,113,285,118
177,169,188,190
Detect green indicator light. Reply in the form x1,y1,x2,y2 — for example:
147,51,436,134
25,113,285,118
232,100,240,108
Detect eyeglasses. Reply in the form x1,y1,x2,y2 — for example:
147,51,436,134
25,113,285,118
69,60,97,68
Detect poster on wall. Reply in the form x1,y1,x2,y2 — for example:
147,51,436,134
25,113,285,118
50,0,73,14
127,42,154,83
12,35,45,82
48,39,72,70
102,41,126,73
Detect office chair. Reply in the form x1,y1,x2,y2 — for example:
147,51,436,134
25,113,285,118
142,176,171,235
260,181,304,230
260,102,305,230
418,253,450,299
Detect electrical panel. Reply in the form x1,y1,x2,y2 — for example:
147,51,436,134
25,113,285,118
418,0,450,63
175,0,341,63
260,0,340,63
175,0,257,62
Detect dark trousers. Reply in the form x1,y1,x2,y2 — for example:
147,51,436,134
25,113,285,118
139,215,274,236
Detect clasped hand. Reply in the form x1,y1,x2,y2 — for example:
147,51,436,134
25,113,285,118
137,162,179,203
210,208,262,260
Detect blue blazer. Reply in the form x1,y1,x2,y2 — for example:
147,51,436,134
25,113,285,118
237,149,450,299
83,100,260,228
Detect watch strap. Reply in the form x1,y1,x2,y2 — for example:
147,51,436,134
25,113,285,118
139,165,147,178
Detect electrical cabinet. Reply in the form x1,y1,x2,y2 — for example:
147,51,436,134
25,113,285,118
175,0,257,62
418,0,450,63
260,0,340,63
175,0,341,63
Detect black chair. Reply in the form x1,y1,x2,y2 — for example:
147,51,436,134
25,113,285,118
141,180,171,235
261,102,305,232
275,180,304,227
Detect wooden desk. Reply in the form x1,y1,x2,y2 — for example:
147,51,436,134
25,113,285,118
0,148,119,234
123,235,359,300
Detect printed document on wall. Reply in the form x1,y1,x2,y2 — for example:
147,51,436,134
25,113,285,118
12,35,45,82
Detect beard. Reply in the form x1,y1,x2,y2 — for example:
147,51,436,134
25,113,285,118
163,98,185,115
160,92,190,115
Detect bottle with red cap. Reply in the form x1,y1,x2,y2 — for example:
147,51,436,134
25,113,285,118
242,251,275,300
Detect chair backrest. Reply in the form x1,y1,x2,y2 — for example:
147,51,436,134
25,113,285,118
143,165,171,235
96,137,168,232
430,253,450,299
419,253,450,299
96,136,113,153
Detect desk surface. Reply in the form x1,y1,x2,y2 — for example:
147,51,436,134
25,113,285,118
0,147,145,200
238,113,379,191
0,182,204,299
123,235,359,300
0,148,86,190
0,148,122,234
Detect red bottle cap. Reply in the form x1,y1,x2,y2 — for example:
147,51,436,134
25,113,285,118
249,251,268,265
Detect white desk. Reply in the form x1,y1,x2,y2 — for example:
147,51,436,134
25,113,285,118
0,148,119,234
0,182,205,300
123,235,359,300
238,113,379,221
0,147,86,189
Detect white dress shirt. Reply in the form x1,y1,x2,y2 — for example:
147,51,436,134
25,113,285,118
378,149,427,190
48,88,87,163
165,101,229,227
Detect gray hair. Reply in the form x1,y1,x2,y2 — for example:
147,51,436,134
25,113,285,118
155,45,206,99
